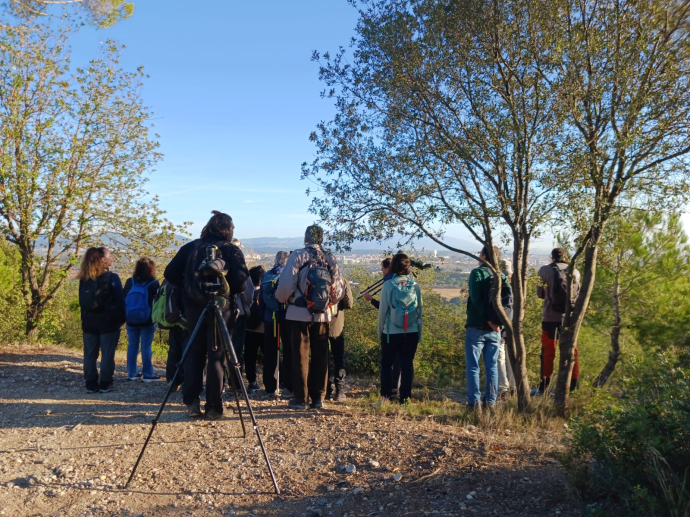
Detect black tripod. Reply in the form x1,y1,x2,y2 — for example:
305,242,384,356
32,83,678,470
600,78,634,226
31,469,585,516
124,291,280,494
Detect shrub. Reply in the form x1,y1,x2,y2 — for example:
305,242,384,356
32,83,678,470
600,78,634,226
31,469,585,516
566,352,690,516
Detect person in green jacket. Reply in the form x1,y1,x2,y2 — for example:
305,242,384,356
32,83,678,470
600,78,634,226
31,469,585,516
465,246,503,408
373,253,423,405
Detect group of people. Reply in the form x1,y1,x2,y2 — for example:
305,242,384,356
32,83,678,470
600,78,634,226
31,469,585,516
77,210,579,416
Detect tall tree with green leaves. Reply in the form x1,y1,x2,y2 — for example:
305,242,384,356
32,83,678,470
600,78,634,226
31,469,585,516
303,0,566,409
0,21,185,339
550,0,690,414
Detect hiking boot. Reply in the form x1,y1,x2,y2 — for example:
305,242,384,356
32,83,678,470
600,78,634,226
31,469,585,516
99,382,114,393
287,399,309,410
247,382,261,392
143,376,162,382
310,398,324,409
86,383,100,394
371,397,389,407
187,400,202,418
205,407,223,420
281,388,294,400
333,389,347,402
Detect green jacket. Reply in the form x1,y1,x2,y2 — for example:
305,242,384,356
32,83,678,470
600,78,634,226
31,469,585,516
466,265,492,328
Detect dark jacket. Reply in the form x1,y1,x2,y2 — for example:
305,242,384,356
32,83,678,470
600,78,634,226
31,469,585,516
124,276,160,328
466,265,492,328
260,265,287,326
329,278,354,338
164,236,249,312
79,271,126,334
370,272,394,310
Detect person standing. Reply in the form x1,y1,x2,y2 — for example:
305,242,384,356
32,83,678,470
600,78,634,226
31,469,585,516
497,258,516,398
327,278,353,401
164,211,249,419
230,238,254,371
465,246,503,409
536,248,581,394
124,258,161,382
373,253,422,405
276,225,343,410
362,257,402,399
245,265,266,392
78,247,126,393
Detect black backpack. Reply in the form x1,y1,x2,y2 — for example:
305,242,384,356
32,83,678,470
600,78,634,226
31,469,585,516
550,264,579,314
184,240,229,306
484,268,513,325
296,248,335,315
80,272,112,313
245,288,262,330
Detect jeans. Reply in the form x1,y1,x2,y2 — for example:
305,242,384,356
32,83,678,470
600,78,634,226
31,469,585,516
380,332,418,403
166,326,188,384
465,326,501,406
126,325,156,379
288,321,329,404
83,330,121,389
231,315,246,370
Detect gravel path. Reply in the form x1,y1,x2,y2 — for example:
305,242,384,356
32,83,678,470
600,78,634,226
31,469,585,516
0,345,580,517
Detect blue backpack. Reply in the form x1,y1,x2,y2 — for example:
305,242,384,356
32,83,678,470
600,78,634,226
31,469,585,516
387,275,419,340
261,272,283,313
125,279,156,325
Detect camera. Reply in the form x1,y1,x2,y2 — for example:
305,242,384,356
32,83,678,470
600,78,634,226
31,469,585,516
195,246,230,296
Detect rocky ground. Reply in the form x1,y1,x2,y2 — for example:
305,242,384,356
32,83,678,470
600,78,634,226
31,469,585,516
0,344,580,517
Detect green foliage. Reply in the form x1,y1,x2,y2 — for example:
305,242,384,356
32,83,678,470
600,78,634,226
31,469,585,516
566,353,690,516
5,0,134,29
0,240,26,342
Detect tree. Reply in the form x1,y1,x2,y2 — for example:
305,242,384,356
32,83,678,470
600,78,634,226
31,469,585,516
302,0,566,409
551,0,690,414
0,21,185,338
5,0,133,29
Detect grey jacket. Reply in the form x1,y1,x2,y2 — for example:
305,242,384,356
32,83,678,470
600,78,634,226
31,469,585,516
329,279,354,338
275,245,344,323
536,262,581,323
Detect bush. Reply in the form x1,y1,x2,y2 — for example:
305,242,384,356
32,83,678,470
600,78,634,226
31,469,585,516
566,352,690,516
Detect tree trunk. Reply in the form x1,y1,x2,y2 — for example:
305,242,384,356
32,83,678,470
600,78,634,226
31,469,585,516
592,274,621,388
25,303,42,341
554,228,602,416
506,233,530,411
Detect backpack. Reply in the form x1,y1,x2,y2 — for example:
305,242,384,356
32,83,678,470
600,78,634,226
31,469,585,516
152,282,185,329
246,288,263,330
80,272,112,313
125,279,156,325
261,271,283,313
184,240,229,306
387,275,419,334
550,263,579,314
296,248,335,315
484,268,513,325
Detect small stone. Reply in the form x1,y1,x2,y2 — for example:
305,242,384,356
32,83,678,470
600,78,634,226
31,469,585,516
368,460,380,468
326,486,335,492
393,473,403,482
352,487,364,495
466,494,473,500
466,425,477,432
314,497,328,506
469,491,477,497
345,464,356,474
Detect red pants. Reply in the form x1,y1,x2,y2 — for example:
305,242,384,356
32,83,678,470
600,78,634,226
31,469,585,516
541,321,579,380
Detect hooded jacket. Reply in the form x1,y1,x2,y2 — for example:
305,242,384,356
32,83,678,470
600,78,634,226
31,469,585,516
537,261,581,323
329,278,353,338
275,244,344,323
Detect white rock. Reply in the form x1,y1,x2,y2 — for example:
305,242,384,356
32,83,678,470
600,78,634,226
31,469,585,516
345,464,356,474
352,487,364,495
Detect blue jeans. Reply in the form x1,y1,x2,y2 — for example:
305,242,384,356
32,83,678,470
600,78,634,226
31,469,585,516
126,325,156,378
465,326,501,406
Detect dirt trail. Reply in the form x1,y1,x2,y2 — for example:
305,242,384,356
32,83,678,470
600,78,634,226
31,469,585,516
0,345,579,517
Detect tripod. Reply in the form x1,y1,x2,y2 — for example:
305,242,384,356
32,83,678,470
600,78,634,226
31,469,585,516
124,292,280,494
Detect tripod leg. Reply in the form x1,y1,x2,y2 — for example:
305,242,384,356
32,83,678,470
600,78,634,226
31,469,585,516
214,305,280,495
215,314,246,437
276,323,280,391
124,306,211,489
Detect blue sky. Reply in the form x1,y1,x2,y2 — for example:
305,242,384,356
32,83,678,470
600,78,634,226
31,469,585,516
67,1,362,239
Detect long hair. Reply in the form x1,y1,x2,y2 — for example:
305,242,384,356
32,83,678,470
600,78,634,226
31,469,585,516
132,257,156,281
77,247,106,281
201,210,234,241
390,253,411,275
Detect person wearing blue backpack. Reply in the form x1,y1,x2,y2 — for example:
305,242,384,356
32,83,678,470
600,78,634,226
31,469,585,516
465,246,512,409
124,258,160,382
373,253,423,406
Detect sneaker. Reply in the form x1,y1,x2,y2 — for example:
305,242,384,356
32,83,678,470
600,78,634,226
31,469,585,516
247,382,261,392
310,398,323,409
334,390,347,402
371,397,389,407
205,407,223,420
187,400,202,418
127,377,139,382
264,390,278,398
530,389,544,397
99,383,114,393
287,399,309,410
86,384,100,394
281,388,294,400
142,376,162,382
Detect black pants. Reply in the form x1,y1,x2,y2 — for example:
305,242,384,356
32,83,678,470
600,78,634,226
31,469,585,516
231,315,246,370
380,332,418,403
244,330,263,383
182,304,233,411
327,333,346,397
166,326,188,384
83,331,120,390
288,320,329,404
262,320,291,394
380,334,402,397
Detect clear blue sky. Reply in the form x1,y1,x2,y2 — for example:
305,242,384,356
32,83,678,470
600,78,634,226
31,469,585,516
68,1,362,239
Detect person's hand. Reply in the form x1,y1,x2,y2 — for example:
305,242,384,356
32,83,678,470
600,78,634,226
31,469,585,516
488,321,501,332
362,292,373,302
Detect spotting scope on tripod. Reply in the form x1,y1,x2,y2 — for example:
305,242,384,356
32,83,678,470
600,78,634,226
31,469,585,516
124,245,280,494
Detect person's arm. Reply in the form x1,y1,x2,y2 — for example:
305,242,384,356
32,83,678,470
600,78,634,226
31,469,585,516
276,252,300,304
164,241,194,287
467,268,483,307
225,245,249,296
111,273,126,315
377,281,391,338
342,279,354,310
123,277,132,297
536,265,547,299
328,253,344,302
148,280,160,308
370,298,380,310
